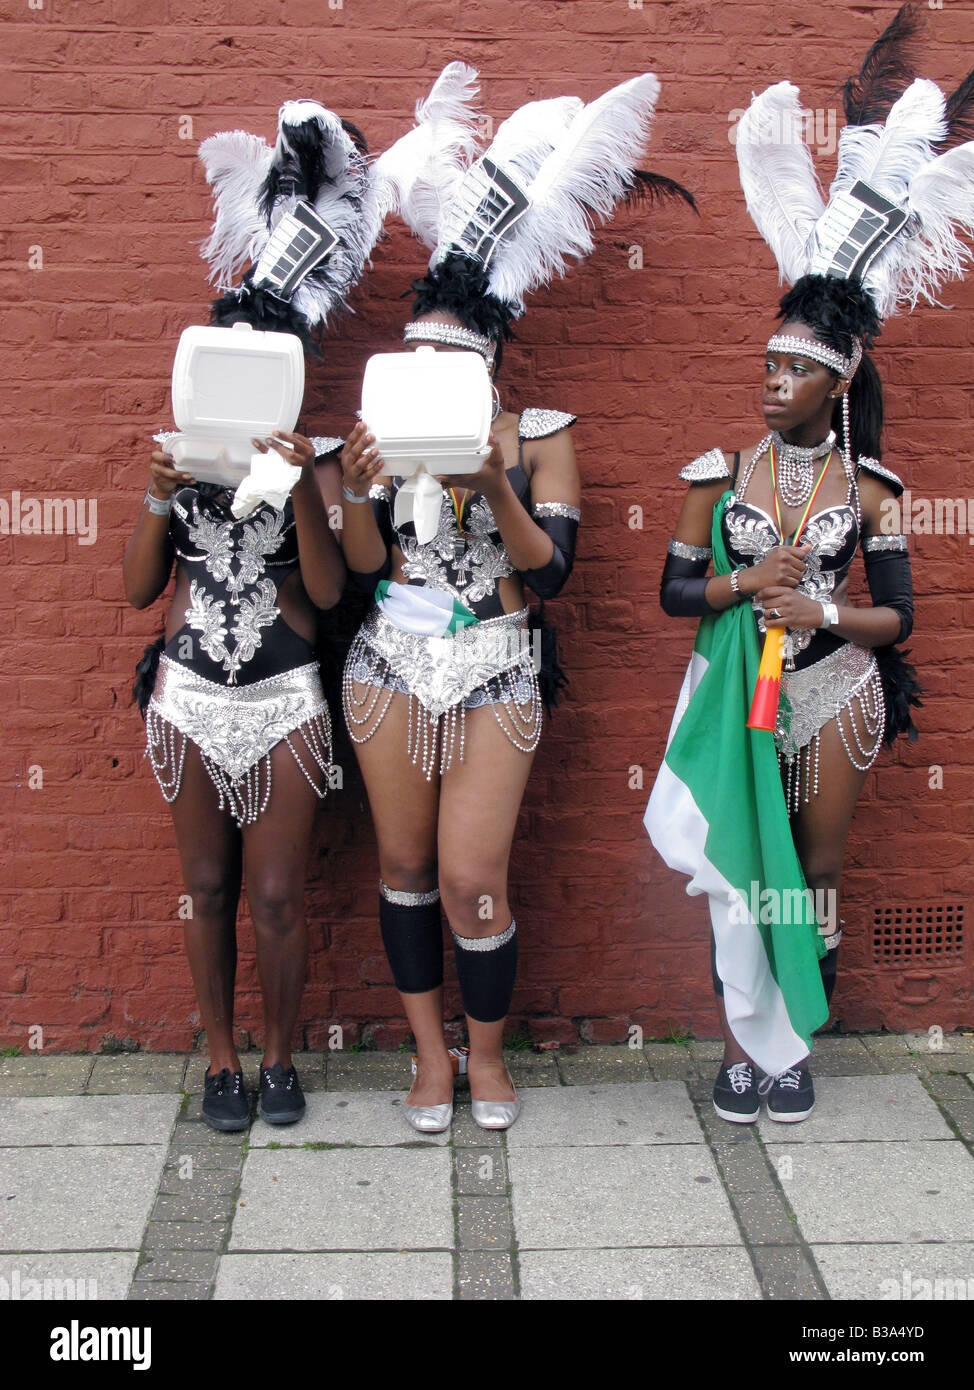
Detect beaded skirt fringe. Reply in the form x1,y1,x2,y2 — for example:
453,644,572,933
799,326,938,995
776,643,885,813
144,655,333,827
146,705,332,827
343,627,542,781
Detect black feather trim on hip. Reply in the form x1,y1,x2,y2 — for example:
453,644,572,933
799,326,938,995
534,600,569,716
875,644,922,745
132,634,165,720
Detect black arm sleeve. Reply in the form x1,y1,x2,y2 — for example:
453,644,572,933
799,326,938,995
862,544,914,643
345,489,393,594
660,550,718,618
522,511,579,600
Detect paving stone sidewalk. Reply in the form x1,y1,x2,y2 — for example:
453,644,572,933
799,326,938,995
2,1034,974,1301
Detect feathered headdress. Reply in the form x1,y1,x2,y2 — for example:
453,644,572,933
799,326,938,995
197,101,384,352
375,63,696,352
736,3,974,334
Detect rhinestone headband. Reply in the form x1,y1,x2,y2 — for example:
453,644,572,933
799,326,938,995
766,333,863,380
403,320,493,360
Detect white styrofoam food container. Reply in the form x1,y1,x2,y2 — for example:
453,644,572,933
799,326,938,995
168,323,305,485
360,347,492,476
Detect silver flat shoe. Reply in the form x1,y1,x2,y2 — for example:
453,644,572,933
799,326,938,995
470,1096,521,1131
403,1100,453,1133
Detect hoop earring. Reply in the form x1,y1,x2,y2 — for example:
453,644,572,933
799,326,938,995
491,383,501,421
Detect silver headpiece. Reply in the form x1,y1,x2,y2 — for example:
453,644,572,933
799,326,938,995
402,321,493,359
766,333,863,380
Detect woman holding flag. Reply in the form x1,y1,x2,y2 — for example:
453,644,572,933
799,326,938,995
646,5,974,1122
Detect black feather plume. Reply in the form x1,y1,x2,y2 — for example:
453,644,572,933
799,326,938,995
841,2,922,127
210,269,324,357
622,169,698,213
939,67,974,150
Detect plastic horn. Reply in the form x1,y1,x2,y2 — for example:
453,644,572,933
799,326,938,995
747,628,784,731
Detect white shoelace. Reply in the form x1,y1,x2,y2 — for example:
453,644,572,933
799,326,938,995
725,1062,754,1094
758,1068,802,1096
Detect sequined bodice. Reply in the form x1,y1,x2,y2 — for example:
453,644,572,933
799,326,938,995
388,463,534,620
166,486,313,685
723,463,861,669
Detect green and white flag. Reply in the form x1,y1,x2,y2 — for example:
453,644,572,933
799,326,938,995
375,579,477,636
644,493,827,1075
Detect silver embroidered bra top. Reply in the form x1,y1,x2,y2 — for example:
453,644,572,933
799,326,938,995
680,445,906,671
370,408,578,620
165,485,314,686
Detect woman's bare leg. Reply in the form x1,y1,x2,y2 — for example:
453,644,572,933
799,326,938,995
167,741,243,1076
241,733,326,1070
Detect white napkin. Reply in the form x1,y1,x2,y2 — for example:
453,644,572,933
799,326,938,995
393,464,445,544
231,449,303,519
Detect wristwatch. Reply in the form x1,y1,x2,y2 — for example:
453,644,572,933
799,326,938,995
819,601,839,629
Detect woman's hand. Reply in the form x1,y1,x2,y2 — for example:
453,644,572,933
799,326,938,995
434,433,507,500
340,421,385,496
743,543,811,594
759,586,828,630
252,429,316,470
149,449,194,500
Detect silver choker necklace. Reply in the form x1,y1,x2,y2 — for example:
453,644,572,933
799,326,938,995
771,430,835,506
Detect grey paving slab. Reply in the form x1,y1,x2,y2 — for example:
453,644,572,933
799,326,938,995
450,1108,505,1147
756,1075,953,1143
0,1095,181,1147
751,1245,825,1300
230,1148,453,1251
132,1250,220,1283
730,1188,801,1246
937,1099,974,1143
924,1073,974,1101
0,1056,93,1096
249,1090,448,1148
644,1045,696,1081
905,1032,974,1056
813,1243,974,1301
505,1052,559,1086
518,1247,761,1300
0,1253,137,1301
142,1221,225,1252
509,1146,740,1249
1,1146,168,1251
454,1148,508,1195
87,1056,188,1094
128,1281,211,1300
457,1196,512,1251
555,1046,649,1085
765,1140,974,1243
214,1251,453,1299
150,1193,236,1223
505,1082,703,1148
325,1053,412,1091
806,1036,876,1075
457,1251,516,1299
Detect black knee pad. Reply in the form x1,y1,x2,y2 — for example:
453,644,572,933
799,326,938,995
451,918,518,1023
379,882,443,994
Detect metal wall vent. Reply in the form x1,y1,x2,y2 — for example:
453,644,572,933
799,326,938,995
872,904,965,966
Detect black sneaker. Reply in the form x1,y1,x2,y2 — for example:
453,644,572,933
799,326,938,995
258,1063,306,1125
760,1065,815,1122
202,1068,250,1131
713,1061,760,1123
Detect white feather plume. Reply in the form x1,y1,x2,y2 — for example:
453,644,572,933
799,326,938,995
373,62,481,246
198,102,382,331
198,130,274,290
735,82,826,286
868,140,974,314
486,74,662,310
828,78,947,208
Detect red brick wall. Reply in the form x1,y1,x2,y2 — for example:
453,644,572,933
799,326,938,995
3,0,973,1051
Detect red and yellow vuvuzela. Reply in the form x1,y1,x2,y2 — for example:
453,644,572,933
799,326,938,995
747,628,784,731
